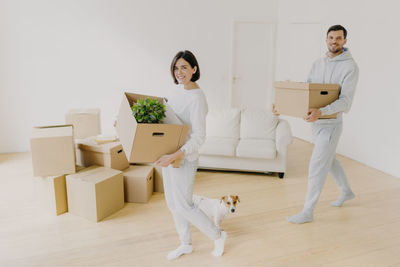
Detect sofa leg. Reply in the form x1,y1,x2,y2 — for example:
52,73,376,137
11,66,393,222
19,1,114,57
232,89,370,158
278,172,284,179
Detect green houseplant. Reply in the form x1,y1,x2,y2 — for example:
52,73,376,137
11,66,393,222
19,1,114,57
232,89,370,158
131,97,166,123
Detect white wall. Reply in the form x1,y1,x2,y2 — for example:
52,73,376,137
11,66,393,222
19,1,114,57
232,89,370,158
0,0,278,152
275,0,400,178
1,0,399,179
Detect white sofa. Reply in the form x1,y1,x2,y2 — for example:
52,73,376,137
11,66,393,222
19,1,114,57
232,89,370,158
198,108,292,178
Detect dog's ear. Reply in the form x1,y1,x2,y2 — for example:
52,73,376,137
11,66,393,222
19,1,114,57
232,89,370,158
220,196,226,204
236,195,240,203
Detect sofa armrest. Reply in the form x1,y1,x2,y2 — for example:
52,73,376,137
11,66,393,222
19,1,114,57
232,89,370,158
275,118,293,153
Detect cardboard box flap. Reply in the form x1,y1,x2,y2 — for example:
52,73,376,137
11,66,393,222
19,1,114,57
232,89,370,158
116,93,138,161
124,165,153,177
32,125,73,138
274,81,339,91
163,101,184,125
119,92,183,126
124,92,164,106
67,166,121,184
76,165,86,172
274,81,308,90
77,140,123,154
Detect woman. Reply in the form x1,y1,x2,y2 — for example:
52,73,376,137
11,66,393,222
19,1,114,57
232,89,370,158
155,50,226,260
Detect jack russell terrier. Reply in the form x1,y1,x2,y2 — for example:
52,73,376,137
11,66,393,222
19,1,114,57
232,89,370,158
193,194,240,228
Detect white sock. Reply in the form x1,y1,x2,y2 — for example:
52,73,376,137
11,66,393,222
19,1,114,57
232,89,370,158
167,244,193,260
212,231,227,257
331,191,355,207
287,211,313,224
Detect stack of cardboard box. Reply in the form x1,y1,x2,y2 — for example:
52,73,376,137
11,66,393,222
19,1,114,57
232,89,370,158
31,125,76,216
30,92,188,222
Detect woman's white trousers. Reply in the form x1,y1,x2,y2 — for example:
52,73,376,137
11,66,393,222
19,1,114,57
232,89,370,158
162,159,220,245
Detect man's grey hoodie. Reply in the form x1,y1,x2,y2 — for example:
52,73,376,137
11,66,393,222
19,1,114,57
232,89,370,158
307,47,359,123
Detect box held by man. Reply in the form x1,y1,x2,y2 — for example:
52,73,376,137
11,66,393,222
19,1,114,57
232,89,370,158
274,81,339,119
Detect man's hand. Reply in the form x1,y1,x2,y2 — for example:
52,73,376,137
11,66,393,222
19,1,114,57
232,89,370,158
304,108,322,122
272,104,280,116
155,150,185,167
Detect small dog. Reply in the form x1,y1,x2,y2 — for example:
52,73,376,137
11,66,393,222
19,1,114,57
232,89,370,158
193,194,240,228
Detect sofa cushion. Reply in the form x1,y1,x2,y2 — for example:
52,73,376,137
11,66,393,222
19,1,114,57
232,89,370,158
240,109,278,140
206,108,240,139
236,139,276,159
199,137,238,157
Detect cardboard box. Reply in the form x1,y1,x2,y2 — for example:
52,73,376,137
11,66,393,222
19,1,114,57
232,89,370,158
274,81,340,119
123,165,153,203
65,108,101,139
115,92,189,167
153,165,164,193
33,166,85,215
134,163,164,193
76,139,129,171
30,125,76,177
66,166,124,222
33,175,68,215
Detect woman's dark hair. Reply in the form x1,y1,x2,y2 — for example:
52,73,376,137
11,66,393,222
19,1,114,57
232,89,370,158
170,50,200,84
327,25,347,39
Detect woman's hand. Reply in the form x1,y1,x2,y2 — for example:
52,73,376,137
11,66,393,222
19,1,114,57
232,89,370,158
155,154,176,167
155,150,185,167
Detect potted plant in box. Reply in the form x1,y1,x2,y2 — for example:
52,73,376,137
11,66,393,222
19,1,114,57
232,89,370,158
131,97,166,123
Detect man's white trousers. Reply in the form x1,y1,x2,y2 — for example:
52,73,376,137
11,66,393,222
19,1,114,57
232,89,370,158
303,122,353,213
162,159,220,245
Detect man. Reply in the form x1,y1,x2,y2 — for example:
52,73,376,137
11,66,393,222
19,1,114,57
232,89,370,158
274,25,359,224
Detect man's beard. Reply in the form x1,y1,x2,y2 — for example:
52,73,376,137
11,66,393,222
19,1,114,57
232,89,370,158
329,46,342,54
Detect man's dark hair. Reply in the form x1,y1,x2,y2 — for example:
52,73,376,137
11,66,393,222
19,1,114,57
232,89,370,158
327,25,347,39
170,50,200,84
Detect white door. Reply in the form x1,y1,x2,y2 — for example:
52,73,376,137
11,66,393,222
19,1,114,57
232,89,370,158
231,21,275,110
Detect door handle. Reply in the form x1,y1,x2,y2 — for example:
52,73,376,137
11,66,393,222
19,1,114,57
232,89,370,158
232,76,240,82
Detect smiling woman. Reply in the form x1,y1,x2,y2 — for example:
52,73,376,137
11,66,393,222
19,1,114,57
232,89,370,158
170,50,200,88
154,50,227,260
